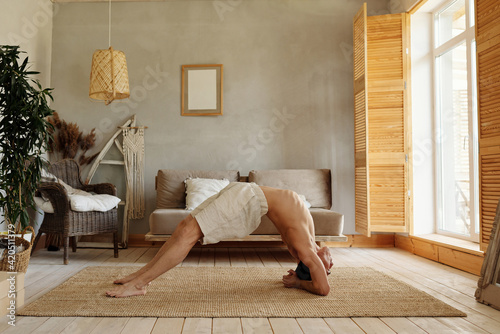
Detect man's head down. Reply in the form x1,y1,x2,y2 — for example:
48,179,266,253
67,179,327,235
295,247,333,280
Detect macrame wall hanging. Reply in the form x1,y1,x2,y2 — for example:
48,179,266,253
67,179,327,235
122,126,146,219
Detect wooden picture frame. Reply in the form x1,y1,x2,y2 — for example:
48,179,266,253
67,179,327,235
181,64,223,116
476,198,500,310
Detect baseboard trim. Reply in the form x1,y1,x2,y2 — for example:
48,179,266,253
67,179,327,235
129,233,394,248
325,234,395,248
128,234,163,247
395,234,484,275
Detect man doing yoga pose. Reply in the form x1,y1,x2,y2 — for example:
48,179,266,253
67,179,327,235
106,182,334,297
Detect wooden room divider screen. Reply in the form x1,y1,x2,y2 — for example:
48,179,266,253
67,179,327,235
476,0,500,252
353,3,412,237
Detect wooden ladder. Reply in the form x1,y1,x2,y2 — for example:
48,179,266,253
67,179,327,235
84,115,137,248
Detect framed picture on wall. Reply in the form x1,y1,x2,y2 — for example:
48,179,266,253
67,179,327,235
181,64,223,116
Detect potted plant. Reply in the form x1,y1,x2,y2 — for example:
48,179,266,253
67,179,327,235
0,45,54,241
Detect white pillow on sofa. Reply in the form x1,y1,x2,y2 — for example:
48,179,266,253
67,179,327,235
185,178,230,210
298,194,312,209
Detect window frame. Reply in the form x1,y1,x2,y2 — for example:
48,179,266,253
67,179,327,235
432,0,479,242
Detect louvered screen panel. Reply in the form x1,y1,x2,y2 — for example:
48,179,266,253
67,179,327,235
476,0,500,251
367,15,403,81
476,0,500,46
355,167,369,236
355,91,367,152
366,13,408,233
354,7,367,83
353,3,370,236
369,165,406,229
477,45,500,139
480,151,500,245
368,91,405,153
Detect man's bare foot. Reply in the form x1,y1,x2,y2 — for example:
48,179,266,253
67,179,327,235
106,282,147,298
113,271,142,285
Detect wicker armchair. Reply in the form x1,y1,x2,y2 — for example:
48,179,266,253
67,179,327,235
32,159,119,264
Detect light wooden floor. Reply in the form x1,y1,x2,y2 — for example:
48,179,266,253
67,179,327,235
1,246,500,333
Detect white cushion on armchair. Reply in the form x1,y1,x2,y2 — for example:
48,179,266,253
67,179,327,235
35,176,120,213
35,194,120,213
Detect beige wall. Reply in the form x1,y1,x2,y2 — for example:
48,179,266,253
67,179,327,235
48,0,392,235
0,0,53,88
0,0,53,231
401,0,422,12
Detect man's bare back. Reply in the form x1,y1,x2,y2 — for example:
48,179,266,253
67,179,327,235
259,186,333,296
259,186,314,256
106,183,333,298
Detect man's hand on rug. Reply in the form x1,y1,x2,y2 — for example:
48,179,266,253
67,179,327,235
282,269,300,289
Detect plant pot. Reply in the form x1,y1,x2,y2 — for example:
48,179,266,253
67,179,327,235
0,232,32,243
0,227,35,273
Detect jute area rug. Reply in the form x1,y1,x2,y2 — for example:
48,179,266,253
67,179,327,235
19,266,466,318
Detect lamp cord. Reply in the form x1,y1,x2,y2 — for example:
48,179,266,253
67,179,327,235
108,0,111,47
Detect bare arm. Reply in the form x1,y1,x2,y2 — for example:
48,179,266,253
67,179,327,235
282,255,330,296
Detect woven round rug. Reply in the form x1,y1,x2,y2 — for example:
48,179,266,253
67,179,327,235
18,266,466,318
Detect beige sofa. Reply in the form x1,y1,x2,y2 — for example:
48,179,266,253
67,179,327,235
146,169,346,242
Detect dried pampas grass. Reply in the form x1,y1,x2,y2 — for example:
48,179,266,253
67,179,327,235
48,112,98,166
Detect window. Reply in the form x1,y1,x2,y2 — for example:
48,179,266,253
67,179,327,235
434,0,478,241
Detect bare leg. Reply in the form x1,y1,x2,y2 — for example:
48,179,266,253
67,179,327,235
113,215,196,284
106,215,203,297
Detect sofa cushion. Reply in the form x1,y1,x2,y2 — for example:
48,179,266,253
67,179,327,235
149,209,192,234
249,169,331,209
156,170,239,209
252,208,343,236
150,208,344,237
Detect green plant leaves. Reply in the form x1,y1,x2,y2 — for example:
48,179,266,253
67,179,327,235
0,45,54,231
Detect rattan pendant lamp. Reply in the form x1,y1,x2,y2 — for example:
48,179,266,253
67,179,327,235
89,0,130,105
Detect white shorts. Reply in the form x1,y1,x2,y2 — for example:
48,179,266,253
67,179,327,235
190,182,268,245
